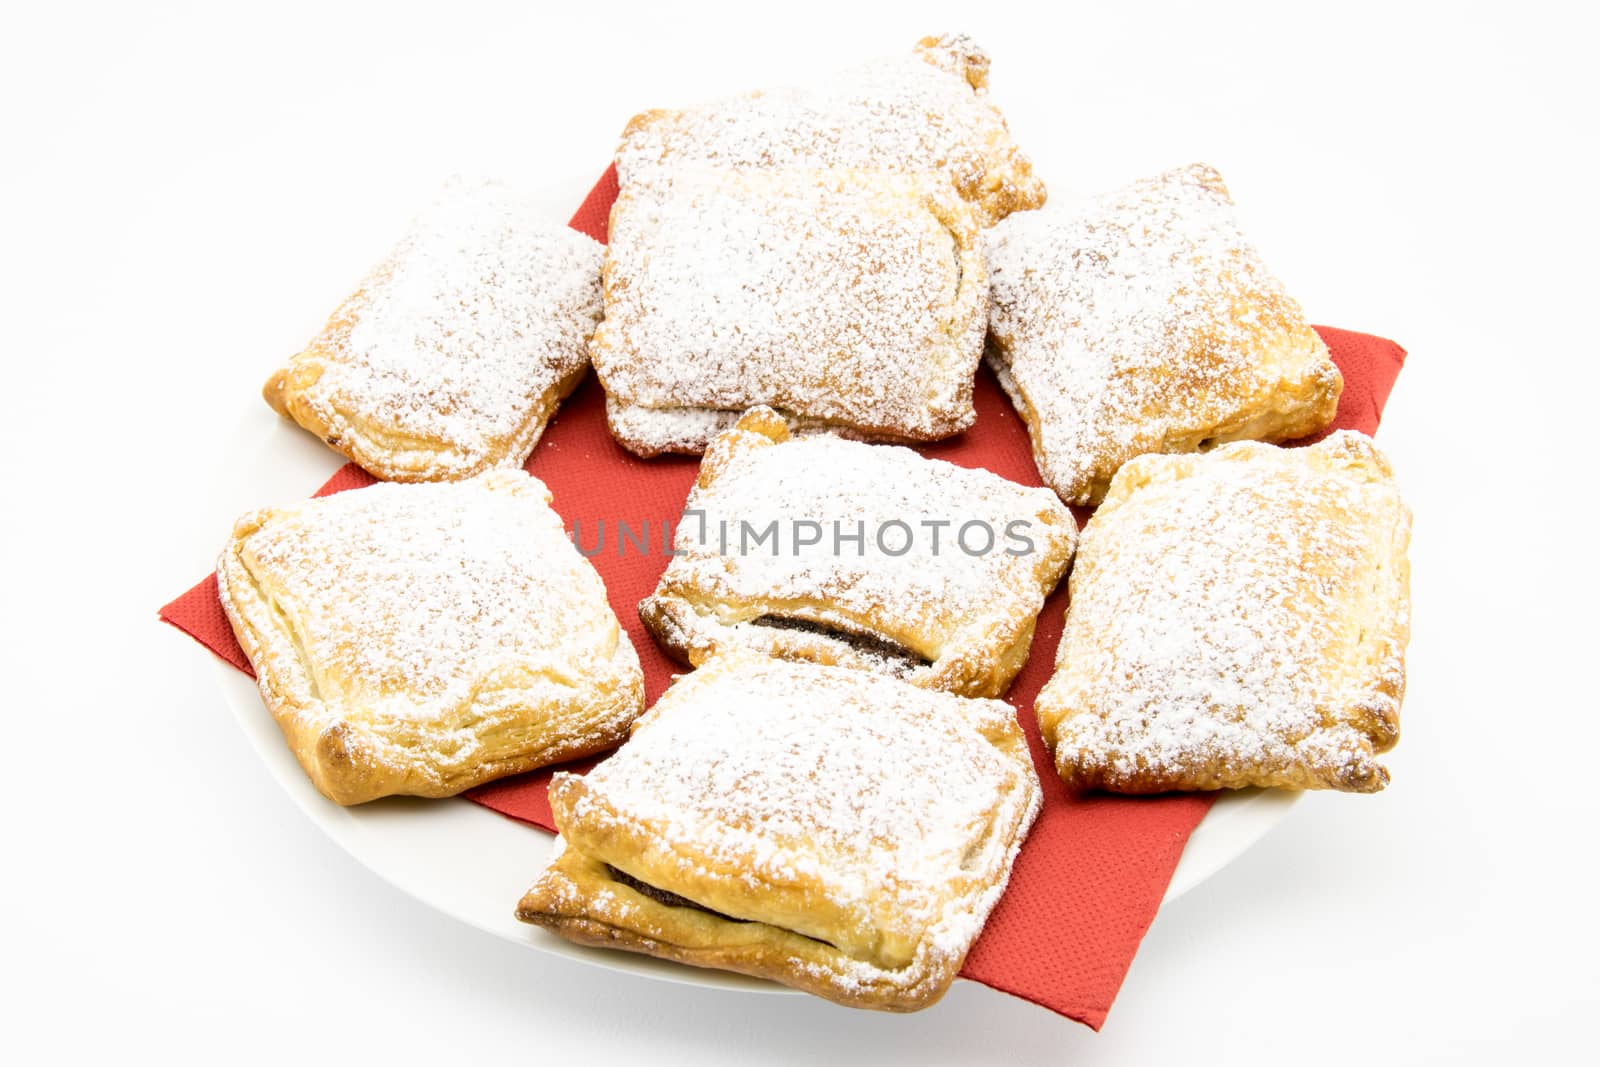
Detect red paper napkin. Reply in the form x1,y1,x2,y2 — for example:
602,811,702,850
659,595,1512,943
160,166,1406,1028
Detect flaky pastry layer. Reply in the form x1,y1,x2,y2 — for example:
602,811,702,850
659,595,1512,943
640,407,1077,697
615,34,1045,226
217,471,644,805
590,167,988,457
986,163,1342,505
1036,432,1411,793
517,655,1041,1010
264,179,604,482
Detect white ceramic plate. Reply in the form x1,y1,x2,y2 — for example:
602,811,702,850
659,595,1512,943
210,173,1301,996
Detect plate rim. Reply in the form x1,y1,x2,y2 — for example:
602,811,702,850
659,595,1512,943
211,659,1299,995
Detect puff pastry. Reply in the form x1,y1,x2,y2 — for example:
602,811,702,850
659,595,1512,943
264,179,604,482
216,470,644,805
591,167,988,456
1036,432,1411,794
517,654,1041,1011
986,163,1343,505
615,34,1044,226
640,407,1077,697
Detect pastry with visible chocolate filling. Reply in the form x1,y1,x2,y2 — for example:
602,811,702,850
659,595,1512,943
517,654,1042,1011
639,407,1077,697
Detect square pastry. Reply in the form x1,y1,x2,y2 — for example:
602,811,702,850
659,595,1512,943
591,168,988,456
516,654,1042,1011
1036,432,1411,794
616,34,1045,226
217,470,644,805
640,407,1077,697
264,179,604,482
986,163,1344,505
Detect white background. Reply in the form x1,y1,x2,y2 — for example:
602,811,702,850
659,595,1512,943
5,1,1596,1062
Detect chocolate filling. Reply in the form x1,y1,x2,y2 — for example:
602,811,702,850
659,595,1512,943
605,866,748,923
747,615,931,674
604,865,848,951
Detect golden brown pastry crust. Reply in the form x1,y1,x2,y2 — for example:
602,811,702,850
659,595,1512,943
264,179,604,482
1036,432,1411,793
216,470,644,805
615,34,1045,226
517,655,1041,1011
986,163,1343,505
591,168,988,456
639,408,1077,697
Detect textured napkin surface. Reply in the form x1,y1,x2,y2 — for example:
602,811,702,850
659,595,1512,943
160,167,1406,1028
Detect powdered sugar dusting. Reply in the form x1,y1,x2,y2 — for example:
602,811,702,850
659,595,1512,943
652,423,1075,675
1040,433,1410,792
986,164,1340,504
290,179,604,477
230,471,637,728
561,656,1040,978
615,34,1044,225
591,168,986,454
601,402,744,457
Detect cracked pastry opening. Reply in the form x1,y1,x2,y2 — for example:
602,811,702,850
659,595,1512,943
746,615,933,676
602,864,852,951
604,865,746,922
519,656,1048,1007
